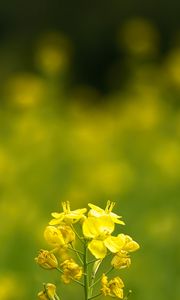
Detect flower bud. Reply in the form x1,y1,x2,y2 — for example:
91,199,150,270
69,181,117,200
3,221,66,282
44,226,65,247
38,283,57,300
111,251,131,269
35,249,58,269
60,258,83,284
38,291,48,300
58,224,75,244
101,274,124,299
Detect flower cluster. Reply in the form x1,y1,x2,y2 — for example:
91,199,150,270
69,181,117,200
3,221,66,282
35,201,139,300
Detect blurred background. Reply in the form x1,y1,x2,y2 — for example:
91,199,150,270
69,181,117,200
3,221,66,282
0,0,180,299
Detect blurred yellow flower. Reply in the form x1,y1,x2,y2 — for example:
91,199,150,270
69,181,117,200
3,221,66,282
60,258,83,284
119,18,159,57
6,73,44,108
35,249,58,269
0,149,16,184
0,275,24,299
35,32,72,75
86,161,135,195
101,274,124,299
49,201,87,225
88,201,125,225
153,140,180,178
165,48,180,87
82,216,125,259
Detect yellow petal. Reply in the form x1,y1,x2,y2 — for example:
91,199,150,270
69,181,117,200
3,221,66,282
58,225,75,243
50,204,87,225
98,216,115,235
73,208,87,215
88,240,107,259
49,212,64,225
51,212,63,218
49,218,64,225
110,212,125,225
104,236,125,253
88,202,125,225
46,283,56,298
44,226,65,246
83,216,114,239
111,252,131,269
82,217,101,238
88,203,104,217
126,240,140,252
118,234,140,252
38,291,48,300
109,277,124,298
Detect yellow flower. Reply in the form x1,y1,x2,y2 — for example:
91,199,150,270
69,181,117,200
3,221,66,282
111,250,131,269
118,234,140,252
44,226,66,247
58,224,75,244
38,283,57,300
44,224,76,248
88,201,125,225
49,201,87,225
82,216,125,259
111,234,140,269
60,258,83,284
101,274,124,299
35,249,58,269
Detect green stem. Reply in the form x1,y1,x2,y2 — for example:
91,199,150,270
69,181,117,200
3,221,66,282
123,290,132,300
69,243,84,265
87,258,98,265
88,293,102,300
68,244,84,255
56,267,63,274
71,225,84,244
83,241,89,300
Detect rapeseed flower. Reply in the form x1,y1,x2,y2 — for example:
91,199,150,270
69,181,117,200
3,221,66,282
35,249,58,269
60,258,83,284
111,234,140,269
101,274,124,299
111,251,131,269
44,226,66,247
49,201,87,225
44,225,75,248
82,216,125,258
58,224,75,244
119,234,140,252
88,201,125,225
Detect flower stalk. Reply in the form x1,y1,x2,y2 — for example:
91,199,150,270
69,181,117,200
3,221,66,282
83,241,89,300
